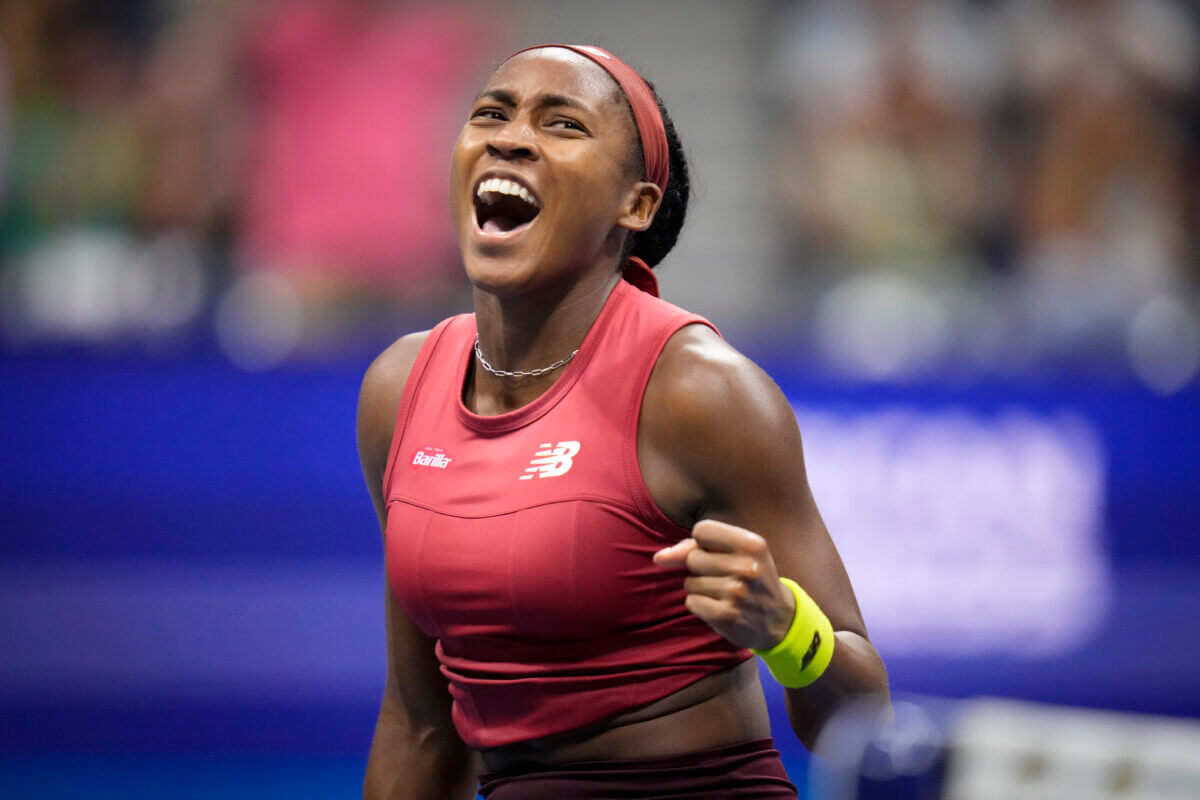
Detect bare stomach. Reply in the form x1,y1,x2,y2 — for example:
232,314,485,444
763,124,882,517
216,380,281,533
479,658,771,771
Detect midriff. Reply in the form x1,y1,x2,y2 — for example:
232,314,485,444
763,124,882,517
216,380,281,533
479,658,770,770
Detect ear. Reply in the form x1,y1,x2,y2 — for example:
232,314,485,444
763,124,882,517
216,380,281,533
616,181,663,233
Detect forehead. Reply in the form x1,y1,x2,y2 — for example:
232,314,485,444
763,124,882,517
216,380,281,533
484,48,623,109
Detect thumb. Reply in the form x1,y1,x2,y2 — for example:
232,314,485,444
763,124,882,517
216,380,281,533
653,538,697,568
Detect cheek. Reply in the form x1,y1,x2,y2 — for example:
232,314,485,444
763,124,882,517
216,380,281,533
556,189,628,250
551,155,629,222
448,138,474,228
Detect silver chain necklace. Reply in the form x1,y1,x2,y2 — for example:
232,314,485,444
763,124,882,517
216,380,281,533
474,336,580,378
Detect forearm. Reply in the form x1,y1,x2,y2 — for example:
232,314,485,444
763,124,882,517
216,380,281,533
783,630,890,751
364,694,478,800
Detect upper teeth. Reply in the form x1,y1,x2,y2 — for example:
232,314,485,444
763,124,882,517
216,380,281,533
476,178,539,209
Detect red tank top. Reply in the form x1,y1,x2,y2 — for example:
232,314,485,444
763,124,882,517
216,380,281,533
382,278,752,750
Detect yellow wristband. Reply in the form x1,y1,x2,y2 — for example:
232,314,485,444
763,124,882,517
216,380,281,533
751,577,835,688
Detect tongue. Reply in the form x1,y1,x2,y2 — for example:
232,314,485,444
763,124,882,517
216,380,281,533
483,216,527,234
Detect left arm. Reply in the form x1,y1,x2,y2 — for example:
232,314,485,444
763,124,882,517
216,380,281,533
643,325,889,750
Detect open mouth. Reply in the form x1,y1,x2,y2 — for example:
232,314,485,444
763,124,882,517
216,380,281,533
474,177,541,235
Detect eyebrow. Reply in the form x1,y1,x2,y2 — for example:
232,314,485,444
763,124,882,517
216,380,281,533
474,89,590,114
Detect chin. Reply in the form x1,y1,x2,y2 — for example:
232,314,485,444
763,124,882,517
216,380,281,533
461,249,542,298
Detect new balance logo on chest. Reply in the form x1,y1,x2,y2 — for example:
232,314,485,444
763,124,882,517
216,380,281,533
520,441,580,480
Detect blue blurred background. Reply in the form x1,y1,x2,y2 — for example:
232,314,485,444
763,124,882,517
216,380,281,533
2,0,1198,797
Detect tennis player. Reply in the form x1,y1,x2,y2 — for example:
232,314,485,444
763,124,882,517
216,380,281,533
358,44,889,799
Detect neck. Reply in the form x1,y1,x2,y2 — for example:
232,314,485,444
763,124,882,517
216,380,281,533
468,267,621,414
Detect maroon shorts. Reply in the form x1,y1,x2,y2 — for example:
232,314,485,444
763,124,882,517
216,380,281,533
477,737,798,799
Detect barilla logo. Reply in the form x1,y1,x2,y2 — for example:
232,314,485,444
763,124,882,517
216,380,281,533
411,446,452,470
520,441,580,480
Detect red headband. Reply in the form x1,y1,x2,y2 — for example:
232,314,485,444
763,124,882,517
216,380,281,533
507,44,670,193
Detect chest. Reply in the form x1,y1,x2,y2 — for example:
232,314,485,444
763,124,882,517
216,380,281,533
386,496,680,641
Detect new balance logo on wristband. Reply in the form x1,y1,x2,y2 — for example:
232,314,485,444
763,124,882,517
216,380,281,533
520,441,580,479
799,630,821,671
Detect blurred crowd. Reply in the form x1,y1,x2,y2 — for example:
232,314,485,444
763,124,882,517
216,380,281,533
0,0,490,365
0,0,1197,389
771,0,1200,389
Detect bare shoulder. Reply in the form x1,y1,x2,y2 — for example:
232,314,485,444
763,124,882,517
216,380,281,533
357,330,434,505
359,331,433,421
644,325,873,645
641,323,809,520
643,324,800,449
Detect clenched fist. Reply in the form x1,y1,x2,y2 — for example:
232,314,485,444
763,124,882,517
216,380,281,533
653,519,797,651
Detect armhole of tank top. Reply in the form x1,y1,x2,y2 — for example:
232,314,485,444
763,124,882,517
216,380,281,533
380,317,458,500
622,314,720,537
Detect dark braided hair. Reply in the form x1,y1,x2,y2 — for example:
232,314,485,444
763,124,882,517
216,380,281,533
620,85,690,268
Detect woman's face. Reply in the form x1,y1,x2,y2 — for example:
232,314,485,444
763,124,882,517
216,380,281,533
450,48,653,296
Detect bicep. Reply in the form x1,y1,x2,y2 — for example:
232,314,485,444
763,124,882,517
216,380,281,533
359,332,472,780
646,330,888,747
651,331,869,639
357,331,432,532
713,406,868,640
369,495,473,793
366,577,475,798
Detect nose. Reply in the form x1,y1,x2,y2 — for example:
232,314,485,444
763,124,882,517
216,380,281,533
485,120,539,161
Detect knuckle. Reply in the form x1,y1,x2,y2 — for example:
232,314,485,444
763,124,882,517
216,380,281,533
734,558,760,581
717,603,739,624
745,535,767,557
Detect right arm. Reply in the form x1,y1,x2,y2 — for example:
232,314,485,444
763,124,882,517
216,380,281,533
359,332,480,800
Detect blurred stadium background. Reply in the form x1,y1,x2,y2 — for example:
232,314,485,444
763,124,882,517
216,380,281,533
1,0,1198,797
